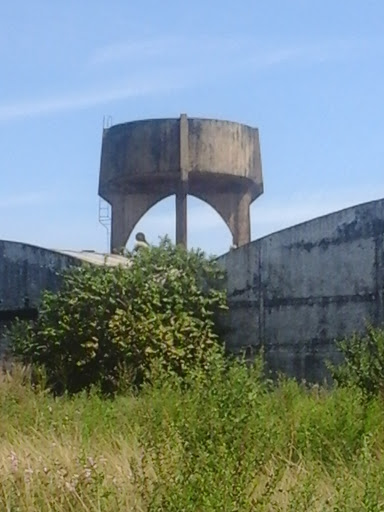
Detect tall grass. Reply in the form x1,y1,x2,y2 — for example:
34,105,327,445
1,362,384,511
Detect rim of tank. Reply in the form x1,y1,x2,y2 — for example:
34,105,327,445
103,116,259,133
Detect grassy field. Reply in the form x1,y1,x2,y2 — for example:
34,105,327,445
1,362,384,511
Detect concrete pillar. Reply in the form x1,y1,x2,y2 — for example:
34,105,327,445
233,191,251,247
176,114,189,247
176,185,187,247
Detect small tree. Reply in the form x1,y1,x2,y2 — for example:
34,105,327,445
328,326,384,396
9,238,227,394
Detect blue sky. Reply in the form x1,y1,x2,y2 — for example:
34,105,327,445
1,1,383,255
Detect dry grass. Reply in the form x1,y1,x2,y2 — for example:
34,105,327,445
0,435,147,511
1,364,384,511
1,439,380,512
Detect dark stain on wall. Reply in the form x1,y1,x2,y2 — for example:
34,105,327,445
219,198,384,382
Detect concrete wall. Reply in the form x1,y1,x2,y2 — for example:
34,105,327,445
99,119,181,185
0,241,81,356
218,198,384,382
0,241,80,313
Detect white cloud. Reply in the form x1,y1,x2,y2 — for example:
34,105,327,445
2,35,381,123
248,38,384,68
0,77,184,122
90,38,178,65
91,35,383,71
89,36,251,66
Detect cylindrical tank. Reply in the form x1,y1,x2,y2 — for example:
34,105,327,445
99,115,263,250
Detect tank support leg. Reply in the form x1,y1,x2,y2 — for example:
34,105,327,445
176,183,188,248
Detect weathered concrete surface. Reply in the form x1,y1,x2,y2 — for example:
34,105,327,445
218,198,384,382
0,241,79,357
0,241,130,356
99,114,263,251
0,241,79,314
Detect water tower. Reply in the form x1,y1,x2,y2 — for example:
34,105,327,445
98,114,263,251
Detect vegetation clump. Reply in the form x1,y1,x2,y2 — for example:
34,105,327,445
9,238,227,394
2,358,384,511
328,326,384,397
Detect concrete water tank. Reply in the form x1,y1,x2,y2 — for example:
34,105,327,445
98,114,263,251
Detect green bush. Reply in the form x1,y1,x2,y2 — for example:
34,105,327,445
328,326,384,396
9,238,227,394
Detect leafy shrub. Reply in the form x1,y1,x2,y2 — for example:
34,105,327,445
9,238,227,394
328,326,384,396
